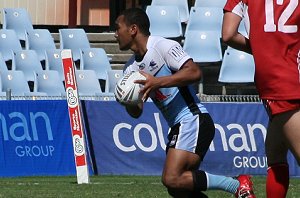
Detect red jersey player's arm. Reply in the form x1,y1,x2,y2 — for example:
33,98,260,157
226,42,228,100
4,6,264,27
222,11,252,54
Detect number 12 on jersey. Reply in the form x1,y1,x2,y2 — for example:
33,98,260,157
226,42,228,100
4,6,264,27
264,0,298,33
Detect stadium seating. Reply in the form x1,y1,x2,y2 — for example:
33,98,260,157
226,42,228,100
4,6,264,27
0,53,9,71
25,29,56,62
151,0,189,23
34,70,66,96
146,5,182,38
59,28,91,62
75,69,103,97
105,70,123,94
185,6,223,37
80,48,112,92
218,47,255,94
194,0,227,8
0,29,22,62
12,50,43,82
79,48,112,80
1,8,34,42
1,70,46,96
45,49,65,81
0,77,6,97
183,30,222,63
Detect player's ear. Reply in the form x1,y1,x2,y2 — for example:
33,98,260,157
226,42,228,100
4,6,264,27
130,24,138,35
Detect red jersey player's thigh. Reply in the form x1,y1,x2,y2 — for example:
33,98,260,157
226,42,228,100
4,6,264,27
266,108,300,165
162,148,200,190
280,109,300,165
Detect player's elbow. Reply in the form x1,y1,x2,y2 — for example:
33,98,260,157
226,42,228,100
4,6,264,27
222,31,233,45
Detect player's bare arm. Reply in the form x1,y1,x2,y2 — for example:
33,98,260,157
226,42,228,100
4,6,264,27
136,59,201,101
222,11,252,54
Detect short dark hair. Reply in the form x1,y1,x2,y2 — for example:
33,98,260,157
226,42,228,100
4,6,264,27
120,8,150,36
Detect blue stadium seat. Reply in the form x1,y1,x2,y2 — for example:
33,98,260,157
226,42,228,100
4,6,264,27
12,50,44,82
185,7,223,37
59,28,90,62
2,8,34,42
151,0,189,23
34,70,66,96
0,75,7,97
75,70,103,97
105,70,123,94
146,5,182,38
79,48,112,80
0,53,9,72
183,30,222,63
0,29,22,62
218,47,255,94
25,29,56,62
194,0,227,8
80,48,112,92
1,70,46,96
45,49,65,81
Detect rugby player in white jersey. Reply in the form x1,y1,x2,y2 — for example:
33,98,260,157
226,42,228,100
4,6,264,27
114,8,255,198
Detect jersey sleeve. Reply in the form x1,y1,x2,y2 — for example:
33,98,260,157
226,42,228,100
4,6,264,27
154,39,191,71
224,0,244,18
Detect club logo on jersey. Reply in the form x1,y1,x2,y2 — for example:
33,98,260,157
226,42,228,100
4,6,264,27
149,60,159,72
150,60,156,67
168,45,186,62
138,63,146,70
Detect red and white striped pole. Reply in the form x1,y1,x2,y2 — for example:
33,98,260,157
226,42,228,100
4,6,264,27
61,49,90,184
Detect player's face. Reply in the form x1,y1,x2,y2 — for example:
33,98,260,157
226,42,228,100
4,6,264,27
114,15,133,51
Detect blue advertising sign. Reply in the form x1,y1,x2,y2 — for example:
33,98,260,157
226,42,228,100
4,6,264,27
0,100,76,176
84,101,300,176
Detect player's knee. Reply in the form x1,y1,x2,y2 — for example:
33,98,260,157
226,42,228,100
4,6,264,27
162,174,179,189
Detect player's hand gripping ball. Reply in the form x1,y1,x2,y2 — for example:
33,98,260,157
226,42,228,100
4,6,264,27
114,71,146,105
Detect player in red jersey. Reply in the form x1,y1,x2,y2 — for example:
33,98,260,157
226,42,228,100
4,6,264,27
222,1,300,197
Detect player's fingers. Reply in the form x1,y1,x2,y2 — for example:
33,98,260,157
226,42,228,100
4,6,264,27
142,88,151,101
134,79,146,85
139,70,147,77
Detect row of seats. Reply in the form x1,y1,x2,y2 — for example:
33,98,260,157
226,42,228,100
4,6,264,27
0,27,108,64
0,45,114,86
151,0,226,24
146,5,225,38
0,69,123,98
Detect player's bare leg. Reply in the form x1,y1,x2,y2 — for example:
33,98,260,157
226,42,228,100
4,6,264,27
280,109,300,164
265,112,290,198
162,148,201,197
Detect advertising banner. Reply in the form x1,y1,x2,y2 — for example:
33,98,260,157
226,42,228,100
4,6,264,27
0,100,76,176
84,101,300,176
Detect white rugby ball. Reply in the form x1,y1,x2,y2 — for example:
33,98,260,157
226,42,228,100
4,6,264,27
114,71,146,105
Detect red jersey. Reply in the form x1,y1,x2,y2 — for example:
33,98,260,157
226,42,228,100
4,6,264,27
224,0,300,100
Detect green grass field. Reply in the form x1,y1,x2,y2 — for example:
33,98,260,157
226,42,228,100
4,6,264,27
0,175,299,198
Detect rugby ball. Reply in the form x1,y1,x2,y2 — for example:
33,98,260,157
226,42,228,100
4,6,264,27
114,71,146,105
